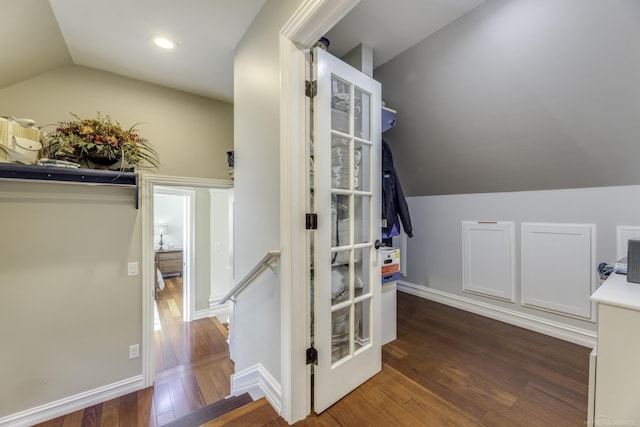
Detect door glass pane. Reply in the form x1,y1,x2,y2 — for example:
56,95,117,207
331,264,350,302
354,299,371,353
354,88,370,140
331,77,350,134
354,141,370,192
354,248,370,296
331,194,350,249
353,196,370,244
331,136,351,190
331,306,350,363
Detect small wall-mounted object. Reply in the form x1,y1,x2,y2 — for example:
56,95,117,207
382,106,397,133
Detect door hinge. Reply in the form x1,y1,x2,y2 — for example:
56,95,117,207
305,80,317,99
306,347,318,365
306,213,318,230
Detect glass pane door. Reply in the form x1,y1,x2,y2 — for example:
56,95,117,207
312,47,382,414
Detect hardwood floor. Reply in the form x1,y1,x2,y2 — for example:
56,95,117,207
206,291,592,426
35,277,234,427
35,289,591,426
154,276,230,372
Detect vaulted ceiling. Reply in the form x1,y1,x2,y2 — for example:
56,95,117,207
0,0,484,103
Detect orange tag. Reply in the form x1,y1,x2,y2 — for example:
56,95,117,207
381,264,399,275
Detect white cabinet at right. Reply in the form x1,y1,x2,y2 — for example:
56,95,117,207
589,273,640,427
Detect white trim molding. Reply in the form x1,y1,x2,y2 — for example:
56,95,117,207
279,0,359,423
462,221,516,303
521,222,596,321
193,301,230,323
208,297,231,323
231,364,282,415
397,280,597,348
0,376,143,427
140,174,234,388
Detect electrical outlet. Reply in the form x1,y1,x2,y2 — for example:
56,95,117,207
129,344,140,359
128,262,139,276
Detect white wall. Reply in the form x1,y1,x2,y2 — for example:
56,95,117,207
402,185,640,340
154,188,229,314
154,193,185,251
193,188,213,313
232,0,302,384
209,189,232,307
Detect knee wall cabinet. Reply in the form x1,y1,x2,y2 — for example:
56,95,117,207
156,249,183,277
589,273,640,427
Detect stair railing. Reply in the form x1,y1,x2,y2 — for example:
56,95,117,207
219,250,282,304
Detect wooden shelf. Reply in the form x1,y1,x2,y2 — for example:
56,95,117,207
0,163,139,208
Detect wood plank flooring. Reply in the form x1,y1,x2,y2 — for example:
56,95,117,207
205,291,592,426
35,277,234,427
34,288,591,426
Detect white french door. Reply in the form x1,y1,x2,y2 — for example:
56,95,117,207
310,47,382,413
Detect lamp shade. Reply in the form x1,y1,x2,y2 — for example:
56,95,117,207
154,224,168,235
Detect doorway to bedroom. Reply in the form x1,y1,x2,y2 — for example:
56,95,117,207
150,182,235,424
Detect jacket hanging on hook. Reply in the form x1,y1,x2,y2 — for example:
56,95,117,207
382,140,413,239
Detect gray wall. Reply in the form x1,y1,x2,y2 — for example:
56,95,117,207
0,183,140,415
0,66,232,417
374,0,640,196
403,185,640,337
372,0,640,344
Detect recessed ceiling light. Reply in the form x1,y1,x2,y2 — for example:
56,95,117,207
152,35,177,50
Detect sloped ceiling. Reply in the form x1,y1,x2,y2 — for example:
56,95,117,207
48,0,266,102
326,0,486,68
0,0,71,90
0,0,485,103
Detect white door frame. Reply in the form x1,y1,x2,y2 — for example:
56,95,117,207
154,186,195,322
141,175,233,388
279,0,359,422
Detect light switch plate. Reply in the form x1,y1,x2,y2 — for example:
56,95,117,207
129,344,140,359
128,262,139,276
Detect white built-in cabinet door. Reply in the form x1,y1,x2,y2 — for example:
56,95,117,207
311,47,382,414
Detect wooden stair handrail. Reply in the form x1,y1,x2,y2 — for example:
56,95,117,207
219,250,282,304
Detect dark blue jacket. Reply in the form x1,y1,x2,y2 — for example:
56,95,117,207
382,140,413,238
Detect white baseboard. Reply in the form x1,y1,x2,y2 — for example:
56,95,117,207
209,298,231,323
0,375,143,427
192,300,230,323
231,363,281,415
194,308,211,320
398,281,597,348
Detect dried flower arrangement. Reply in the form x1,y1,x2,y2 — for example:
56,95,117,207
41,112,159,170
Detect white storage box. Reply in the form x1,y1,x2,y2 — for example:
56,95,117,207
0,117,42,163
380,247,400,283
